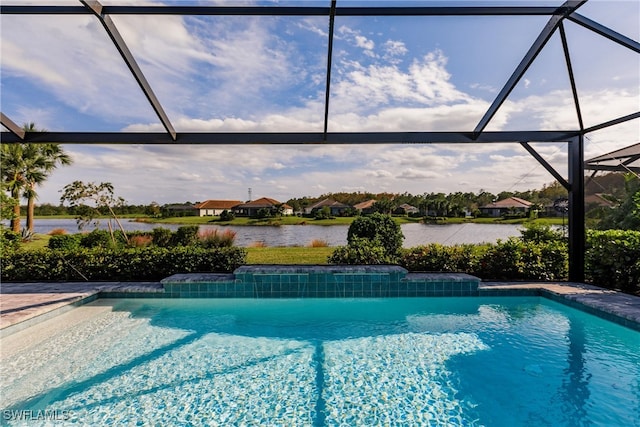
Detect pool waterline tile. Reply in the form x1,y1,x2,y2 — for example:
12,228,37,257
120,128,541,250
2,271,640,334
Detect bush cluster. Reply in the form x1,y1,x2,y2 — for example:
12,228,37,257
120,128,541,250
329,213,404,264
400,239,568,281
0,229,21,254
585,229,640,294
472,239,568,281
46,226,237,251
333,222,572,282
401,243,479,273
328,237,394,265
1,246,246,282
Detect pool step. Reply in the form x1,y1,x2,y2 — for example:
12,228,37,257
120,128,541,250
161,266,480,298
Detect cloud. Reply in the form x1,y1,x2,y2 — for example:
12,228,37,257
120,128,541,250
3,6,638,206
384,40,408,58
396,169,441,180
337,25,376,53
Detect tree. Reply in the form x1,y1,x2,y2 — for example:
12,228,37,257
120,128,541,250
597,173,640,230
372,198,396,215
1,143,27,232
60,181,128,245
0,123,72,232
347,213,404,260
25,143,72,232
0,180,18,224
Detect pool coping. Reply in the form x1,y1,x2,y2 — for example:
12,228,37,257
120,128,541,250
1,278,639,337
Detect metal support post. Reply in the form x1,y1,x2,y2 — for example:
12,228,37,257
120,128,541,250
568,135,585,282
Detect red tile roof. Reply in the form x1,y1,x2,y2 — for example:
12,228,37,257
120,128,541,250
236,197,284,208
195,200,242,209
354,199,377,210
481,197,532,209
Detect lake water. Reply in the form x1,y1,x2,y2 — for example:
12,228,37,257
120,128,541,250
19,218,525,247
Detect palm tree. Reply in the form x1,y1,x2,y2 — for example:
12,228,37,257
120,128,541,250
25,143,72,231
1,143,27,232
0,123,73,232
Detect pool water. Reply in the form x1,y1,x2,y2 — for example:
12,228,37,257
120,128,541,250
2,297,639,426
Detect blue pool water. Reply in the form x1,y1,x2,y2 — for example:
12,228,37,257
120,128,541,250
2,297,639,426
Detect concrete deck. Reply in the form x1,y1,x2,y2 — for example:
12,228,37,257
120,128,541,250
0,282,163,336
1,281,639,336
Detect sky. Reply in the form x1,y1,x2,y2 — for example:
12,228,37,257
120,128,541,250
1,0,639,205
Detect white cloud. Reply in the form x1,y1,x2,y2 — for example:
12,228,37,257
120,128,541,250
4,6,638,206
384,40,408,58
338,25,376,54
396,169,441,180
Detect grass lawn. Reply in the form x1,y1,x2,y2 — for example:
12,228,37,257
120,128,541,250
20,234,333,264
245,247,333,264
21,234,51,250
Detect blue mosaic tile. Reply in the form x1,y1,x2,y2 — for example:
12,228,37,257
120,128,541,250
161,268,482,299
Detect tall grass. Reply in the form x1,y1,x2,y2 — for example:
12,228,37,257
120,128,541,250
198,229,237,248
308,239,329,247
48,228,67,235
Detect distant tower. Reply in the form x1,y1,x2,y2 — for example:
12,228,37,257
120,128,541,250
248,187,252,202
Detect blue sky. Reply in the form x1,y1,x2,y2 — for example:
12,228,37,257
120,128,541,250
1,0,639,205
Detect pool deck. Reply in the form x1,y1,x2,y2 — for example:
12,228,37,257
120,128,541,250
1,280,639,336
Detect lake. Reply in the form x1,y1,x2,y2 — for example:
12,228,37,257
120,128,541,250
19,218,525,247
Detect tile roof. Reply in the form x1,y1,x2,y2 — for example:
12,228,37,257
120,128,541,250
481,197,533,209
307,198,351,210
236,197,284,208
195,200,242,209
353,199,377,210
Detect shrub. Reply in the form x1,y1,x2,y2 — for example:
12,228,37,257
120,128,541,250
80,229,125,249
401,244,479,272
20,228,35,242
199,229,237,248
1,246,247,282
328,238,393,265
219,210,235,221
48,228,67,236
585,229,640,294
253,208,271,219
347,213,404,260
519,223,564,243
48,234,81,251
171,225,199,246
152,227,173,247
314,207,332,220
474,238,568,281
128,234,153,248
0,229,21,254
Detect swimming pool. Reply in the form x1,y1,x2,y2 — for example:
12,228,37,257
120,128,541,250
2,297,639,426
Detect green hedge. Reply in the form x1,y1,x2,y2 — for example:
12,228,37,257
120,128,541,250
400,239,568,281
585,229,640,294
1,246,247,282
401,243,479,273
472,239,568,281
328,238,394,265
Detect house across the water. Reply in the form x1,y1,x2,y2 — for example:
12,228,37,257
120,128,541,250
194,200,242,216
233,197,293,217
305,198,352,216
479,197,532,217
